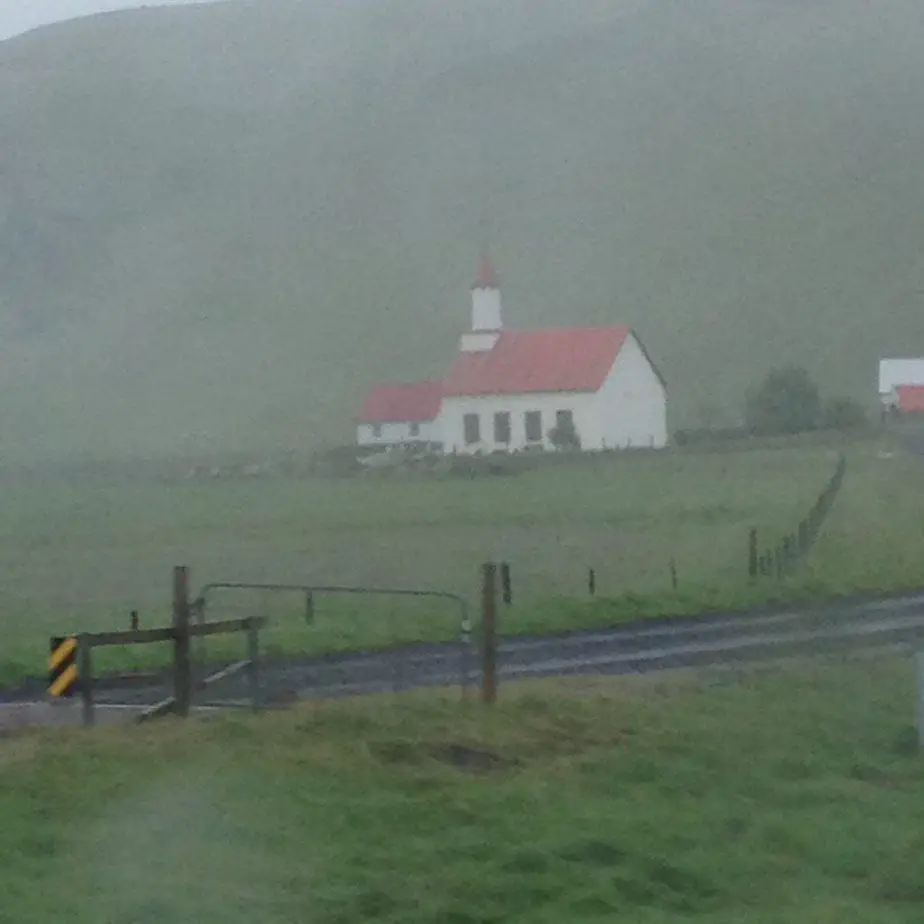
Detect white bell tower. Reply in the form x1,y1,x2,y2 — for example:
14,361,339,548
460,254,503,352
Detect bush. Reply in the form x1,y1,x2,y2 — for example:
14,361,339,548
822,396,868,431
549,418,582,451
744,365,822,436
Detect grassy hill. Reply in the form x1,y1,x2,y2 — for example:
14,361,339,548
2,0,924,464
5,659,924,922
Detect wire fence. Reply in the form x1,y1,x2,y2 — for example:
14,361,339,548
748,453,847,581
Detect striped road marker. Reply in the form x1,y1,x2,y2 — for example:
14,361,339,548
48,636,79,698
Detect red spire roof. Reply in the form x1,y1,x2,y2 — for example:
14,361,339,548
473,254,499,289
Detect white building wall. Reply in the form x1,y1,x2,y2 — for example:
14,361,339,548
879,358,924,403
439,333,667,454
356,420,441,447
590,333,668,449
460,331,500,353
471,285,502,332
438,392,597,454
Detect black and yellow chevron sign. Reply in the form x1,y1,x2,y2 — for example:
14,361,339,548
48,636,79,697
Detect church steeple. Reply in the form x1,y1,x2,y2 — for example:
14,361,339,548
470,252,503,333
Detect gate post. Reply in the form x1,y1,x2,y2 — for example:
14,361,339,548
173,565,192,718
500,562,512,605
916,649,924,754
748,528,758,580
246,619,262,710
481,562,498,705
78,635,94,727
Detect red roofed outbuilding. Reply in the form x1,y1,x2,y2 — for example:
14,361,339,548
356,380,443,446
896,385,924,414
356,257,667,452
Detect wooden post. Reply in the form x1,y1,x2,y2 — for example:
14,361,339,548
669,557,678,590
915,650,924,754
173,565,192,718
193,594,206,675
481,562,498,705
588,567,596,597
305,591,315,623
78,636,94,727
915,649,924,754
748,528,758,580
500,562,512,605
246,620,261,710
130,610,139,631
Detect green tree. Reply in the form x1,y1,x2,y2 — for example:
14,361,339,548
745,365,822,435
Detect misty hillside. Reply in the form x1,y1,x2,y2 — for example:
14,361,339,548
2,0,924,464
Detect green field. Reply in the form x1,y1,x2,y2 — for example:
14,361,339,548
3,655,924,922
2,431,923,687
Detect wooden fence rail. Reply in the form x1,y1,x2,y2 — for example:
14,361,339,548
74,566,266,726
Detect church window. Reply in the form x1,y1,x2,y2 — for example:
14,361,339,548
464,414,480,444
493,412,511,443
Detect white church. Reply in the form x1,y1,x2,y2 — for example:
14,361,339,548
356,257,668,454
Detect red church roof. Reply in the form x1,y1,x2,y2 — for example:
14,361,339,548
897,385,924,413
443,326,632,397
357,380,443,424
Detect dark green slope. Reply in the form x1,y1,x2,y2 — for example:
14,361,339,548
1,0,923,463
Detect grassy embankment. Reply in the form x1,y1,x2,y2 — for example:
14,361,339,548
3,656,924,922
1,431,922,687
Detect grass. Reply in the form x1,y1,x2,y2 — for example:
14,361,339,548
4,430,924,687
4,655,924,921
0,437,853,687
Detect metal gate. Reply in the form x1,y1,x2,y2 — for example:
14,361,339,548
189,581,475,704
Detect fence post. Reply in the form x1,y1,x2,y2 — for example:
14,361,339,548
78,636,94,727
246,619,261,710
173,565,192,718
500,561,512,606
460,599,473,702
916,650,924,754
481,562,498,705
748,528,758,580
305,591,315,623
130,610,139,631
669,557,678,590
588,567,596,597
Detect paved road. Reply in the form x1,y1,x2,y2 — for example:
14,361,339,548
71,589,924,709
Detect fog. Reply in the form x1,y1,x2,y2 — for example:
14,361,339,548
1,0,924,471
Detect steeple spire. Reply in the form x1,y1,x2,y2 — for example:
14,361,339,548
464,252,503,349
473,252,499,290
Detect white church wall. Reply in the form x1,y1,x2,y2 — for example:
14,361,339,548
591,334,668,449
356,420,441,447
438,392,598,454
